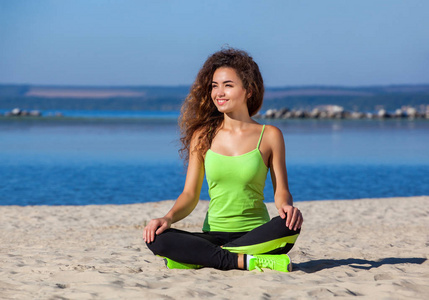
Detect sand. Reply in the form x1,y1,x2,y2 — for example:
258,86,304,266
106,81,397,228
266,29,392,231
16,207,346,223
0,196,428,299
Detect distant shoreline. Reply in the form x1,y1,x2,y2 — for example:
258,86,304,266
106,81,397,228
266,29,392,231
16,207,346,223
1,83,429,112
1,108,428,121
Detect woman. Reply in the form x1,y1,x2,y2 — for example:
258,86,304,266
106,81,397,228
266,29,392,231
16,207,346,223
143,48,303,272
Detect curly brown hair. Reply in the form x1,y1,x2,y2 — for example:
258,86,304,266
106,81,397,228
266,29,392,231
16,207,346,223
178,48,264,162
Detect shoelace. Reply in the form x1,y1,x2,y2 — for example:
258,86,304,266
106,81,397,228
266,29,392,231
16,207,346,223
255,257,276,272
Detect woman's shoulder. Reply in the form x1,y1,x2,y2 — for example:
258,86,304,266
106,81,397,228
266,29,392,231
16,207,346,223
263,124,284,137
188,127,207,151
250,121,281,133
261,124,286,149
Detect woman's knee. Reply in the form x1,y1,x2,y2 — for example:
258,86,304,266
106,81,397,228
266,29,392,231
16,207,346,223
271,216,301,235
145,230,171,256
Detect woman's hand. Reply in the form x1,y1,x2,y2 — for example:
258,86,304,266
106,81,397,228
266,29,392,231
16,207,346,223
278,204,303,231
143,217,172,243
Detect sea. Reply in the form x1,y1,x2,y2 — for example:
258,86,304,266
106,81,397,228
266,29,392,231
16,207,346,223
1,110,428,206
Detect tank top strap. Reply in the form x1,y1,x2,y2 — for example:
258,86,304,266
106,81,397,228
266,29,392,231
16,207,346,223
256,125,266,150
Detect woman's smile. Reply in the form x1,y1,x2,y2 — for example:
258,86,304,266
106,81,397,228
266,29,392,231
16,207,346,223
216,98,228,105
211,67,248,113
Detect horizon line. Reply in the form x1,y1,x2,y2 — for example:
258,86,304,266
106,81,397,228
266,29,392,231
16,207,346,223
1,82,429,89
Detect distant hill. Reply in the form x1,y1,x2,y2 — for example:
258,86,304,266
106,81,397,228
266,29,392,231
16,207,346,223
0,84,428,112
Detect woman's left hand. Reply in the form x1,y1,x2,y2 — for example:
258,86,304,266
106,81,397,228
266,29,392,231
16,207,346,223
278,204,303,231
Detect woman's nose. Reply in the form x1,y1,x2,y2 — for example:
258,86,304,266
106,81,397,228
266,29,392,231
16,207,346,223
217,86,225,96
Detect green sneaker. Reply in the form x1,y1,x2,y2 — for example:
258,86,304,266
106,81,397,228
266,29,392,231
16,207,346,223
162,257,203,270
248,254,292,272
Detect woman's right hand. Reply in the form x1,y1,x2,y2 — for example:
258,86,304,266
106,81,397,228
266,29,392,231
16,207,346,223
143,217,172,243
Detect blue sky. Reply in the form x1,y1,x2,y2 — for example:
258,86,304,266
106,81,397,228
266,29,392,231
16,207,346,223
1,0,428,87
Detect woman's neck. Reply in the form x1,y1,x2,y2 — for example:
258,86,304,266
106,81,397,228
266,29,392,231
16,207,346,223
222,112,255,131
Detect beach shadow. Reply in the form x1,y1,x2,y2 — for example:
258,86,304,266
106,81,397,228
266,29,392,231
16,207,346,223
294,257,427,273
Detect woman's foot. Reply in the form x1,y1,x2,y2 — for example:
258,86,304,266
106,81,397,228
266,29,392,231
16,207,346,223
247,254,292,272
162,257,203,269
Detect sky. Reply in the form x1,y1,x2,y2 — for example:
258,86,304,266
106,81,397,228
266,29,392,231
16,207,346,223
1,0,428,87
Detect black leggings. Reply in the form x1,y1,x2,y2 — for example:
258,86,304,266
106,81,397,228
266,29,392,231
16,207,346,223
146,216,300,270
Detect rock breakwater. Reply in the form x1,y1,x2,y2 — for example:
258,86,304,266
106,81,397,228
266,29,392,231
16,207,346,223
258,105,429,120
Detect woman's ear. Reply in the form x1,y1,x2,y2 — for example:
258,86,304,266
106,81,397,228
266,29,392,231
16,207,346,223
247,90,252,99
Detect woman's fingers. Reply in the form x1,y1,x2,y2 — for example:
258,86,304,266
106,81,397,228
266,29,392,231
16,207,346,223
150,225,155,243
285,207,293,228
151,220,161,242
143,218,171,243
143,219,159,243
278,208,286,219
294,210,303,231
284,206,303,231
155,222,168,235
143,225,151,243
143,224,149,242
288,207,298,229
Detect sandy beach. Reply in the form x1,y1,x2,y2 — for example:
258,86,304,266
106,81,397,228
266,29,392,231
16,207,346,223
1,196,428,299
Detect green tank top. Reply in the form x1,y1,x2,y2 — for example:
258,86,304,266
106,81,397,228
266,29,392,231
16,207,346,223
202,125,270,232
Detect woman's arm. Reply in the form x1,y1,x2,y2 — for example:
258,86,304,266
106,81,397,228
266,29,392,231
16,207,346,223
267,125,303,231
143,132,205,243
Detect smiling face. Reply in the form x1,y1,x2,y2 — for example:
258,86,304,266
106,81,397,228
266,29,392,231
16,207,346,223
211,67,250,115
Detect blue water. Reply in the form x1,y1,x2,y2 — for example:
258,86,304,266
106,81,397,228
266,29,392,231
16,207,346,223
0,109,181,119
1,113,428,206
